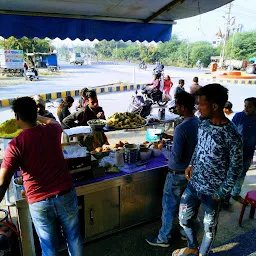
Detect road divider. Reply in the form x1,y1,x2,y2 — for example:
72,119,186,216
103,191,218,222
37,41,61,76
0,83,145,108
200,76,256,85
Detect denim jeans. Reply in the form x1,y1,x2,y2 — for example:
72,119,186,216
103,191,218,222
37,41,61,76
158,173,188,243
179,183,221,256
29,189,84,256
231,158,252,197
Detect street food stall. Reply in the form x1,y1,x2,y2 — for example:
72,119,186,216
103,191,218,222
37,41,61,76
0,0,234,255
1,112,179,255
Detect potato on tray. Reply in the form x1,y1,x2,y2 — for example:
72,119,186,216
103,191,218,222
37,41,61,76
107,112,147,129
95,147,103,153
111,140,129,150
90,144,112,159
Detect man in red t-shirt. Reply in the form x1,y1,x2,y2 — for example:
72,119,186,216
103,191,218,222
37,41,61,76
0,97,83,256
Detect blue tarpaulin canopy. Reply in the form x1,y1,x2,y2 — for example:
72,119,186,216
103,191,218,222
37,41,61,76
0,14,172,42
0,0,233,42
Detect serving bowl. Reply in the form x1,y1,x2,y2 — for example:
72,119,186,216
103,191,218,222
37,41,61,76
87,119,106,131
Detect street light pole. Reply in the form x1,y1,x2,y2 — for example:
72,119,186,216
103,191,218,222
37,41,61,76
230,26,237,59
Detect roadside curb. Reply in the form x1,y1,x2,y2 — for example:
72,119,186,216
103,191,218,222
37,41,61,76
200,77,256,85
0,83,145,108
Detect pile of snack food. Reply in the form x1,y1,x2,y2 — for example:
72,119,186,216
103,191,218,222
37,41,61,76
107,112,146,129
147,117,160,124
91,144,111,154
0,119,22,138
90,140,129,154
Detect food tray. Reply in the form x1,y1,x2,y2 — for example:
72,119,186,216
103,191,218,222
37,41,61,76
105,120,148,130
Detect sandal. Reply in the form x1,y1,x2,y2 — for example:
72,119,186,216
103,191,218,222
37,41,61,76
172,247,199,256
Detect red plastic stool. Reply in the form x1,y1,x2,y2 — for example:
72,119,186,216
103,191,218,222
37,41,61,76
238,190,256,225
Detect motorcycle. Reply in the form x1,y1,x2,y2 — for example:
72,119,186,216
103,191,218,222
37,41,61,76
196,61,203,70
139,63,147,70
127,91,152,118
25,67,39,81
153,63,164,76
141,85,168,106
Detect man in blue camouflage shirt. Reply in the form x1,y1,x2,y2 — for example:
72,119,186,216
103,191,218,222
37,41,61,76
172,84,243,256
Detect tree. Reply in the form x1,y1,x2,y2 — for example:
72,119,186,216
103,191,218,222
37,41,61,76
225,31,256,60
57,45,71,61
190,42,217,66
94,40,116,58
156,35,182,64
0,36,51,53
124,45,140,59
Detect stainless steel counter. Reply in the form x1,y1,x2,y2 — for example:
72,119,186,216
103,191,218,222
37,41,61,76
15,156,167,255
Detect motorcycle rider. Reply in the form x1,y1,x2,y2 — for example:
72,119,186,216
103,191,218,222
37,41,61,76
153,61,164,75
145,73,163,103
196,59,202,69
147,73,161,91
140,60,146,69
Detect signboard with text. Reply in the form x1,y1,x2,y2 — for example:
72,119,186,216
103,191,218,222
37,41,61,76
0,50,24,69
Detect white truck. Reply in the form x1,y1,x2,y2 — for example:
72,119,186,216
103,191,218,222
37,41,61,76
0,49,24,76
70,52,84,65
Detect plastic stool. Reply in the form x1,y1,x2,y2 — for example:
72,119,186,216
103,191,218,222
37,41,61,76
238,190,256,225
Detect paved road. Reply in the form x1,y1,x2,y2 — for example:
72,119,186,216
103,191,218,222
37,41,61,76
0,61,205,100
0,62,255,123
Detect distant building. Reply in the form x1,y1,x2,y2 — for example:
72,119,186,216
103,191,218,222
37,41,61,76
235,24,244,33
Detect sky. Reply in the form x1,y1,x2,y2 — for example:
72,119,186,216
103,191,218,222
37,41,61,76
173,0,256,42
51,0,256,47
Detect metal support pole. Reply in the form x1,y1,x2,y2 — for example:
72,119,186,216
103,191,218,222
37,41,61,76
116,42,118,65
186,41,189,66
133,66,136,85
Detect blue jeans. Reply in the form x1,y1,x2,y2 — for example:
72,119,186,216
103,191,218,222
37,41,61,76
179,183,221,256
29,189,84,256
231,158,252,197
158,173,187,243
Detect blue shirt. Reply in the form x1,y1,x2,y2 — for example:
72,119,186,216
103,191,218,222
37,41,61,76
190,120,243,199
162,117,199,171
232,111,256,161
